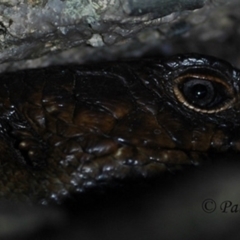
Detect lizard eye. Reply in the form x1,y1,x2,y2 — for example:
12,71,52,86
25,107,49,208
173,69,235,113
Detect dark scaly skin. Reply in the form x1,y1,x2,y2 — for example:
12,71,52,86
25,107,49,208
0,54,240,204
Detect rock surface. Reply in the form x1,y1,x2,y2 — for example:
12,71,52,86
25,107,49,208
1,0,238,71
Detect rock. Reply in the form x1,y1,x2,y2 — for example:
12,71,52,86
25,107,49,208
0,0,237,71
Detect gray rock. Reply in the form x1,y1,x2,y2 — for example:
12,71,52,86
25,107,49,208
0,0,203,62
0,0,236,71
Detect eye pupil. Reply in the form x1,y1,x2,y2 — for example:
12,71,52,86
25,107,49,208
182,79,215,107
191,84,208,100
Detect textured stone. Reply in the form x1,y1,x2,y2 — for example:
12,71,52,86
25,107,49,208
0,0,233,71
